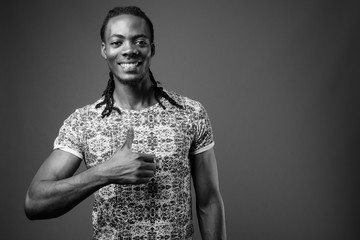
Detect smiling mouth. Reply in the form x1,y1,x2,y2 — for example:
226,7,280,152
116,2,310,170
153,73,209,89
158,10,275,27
119,62,141,70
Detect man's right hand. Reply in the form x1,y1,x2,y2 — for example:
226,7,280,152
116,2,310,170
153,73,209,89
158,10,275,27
25,127,155,219
99,127,156,185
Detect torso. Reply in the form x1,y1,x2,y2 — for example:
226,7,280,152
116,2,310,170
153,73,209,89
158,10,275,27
54,90,213,239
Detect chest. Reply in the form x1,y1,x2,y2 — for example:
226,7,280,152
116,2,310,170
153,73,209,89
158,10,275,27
82,110,195,168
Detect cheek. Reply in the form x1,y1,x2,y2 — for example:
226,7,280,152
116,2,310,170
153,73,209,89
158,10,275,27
106,52,118,62
104,48,118,60
106,57,118,68
142,51,153,64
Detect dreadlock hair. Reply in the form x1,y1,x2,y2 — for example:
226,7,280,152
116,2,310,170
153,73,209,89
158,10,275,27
149,69,183,110
96,6,183,118
95,72,121,118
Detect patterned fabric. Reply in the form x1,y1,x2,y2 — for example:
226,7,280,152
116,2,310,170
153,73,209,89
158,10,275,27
54,90,214,240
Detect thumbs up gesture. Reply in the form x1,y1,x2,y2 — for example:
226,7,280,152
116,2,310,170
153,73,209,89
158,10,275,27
99,127,155,185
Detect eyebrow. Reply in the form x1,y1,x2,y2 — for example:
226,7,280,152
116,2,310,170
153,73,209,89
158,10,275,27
109,34,150,40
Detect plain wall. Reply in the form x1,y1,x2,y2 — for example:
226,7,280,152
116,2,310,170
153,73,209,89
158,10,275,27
2,0,360,239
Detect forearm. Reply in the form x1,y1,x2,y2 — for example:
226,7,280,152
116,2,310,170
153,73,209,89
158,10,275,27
25,165,107,220
197,195,227,240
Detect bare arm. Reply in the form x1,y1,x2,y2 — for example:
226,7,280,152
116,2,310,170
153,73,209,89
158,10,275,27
25,128,155,220
25,149,106,219
191,148,227,240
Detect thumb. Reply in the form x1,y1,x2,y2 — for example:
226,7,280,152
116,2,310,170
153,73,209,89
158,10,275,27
121,127,134,150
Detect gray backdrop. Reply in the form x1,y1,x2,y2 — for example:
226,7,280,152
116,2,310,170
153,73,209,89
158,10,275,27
2,0,360,239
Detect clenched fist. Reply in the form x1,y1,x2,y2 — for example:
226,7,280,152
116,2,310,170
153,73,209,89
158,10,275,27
99,127,155,185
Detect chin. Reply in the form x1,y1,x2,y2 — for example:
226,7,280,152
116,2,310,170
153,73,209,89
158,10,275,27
117,75,144,86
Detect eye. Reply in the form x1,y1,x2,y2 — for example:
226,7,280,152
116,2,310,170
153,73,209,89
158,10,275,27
110,40,122,47
135,39,149,47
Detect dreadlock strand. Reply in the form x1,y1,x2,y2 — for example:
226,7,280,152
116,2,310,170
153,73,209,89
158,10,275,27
95,72,121,118
151,77,166,110
149,69,183,110
148,69,164,109
160,91,184,109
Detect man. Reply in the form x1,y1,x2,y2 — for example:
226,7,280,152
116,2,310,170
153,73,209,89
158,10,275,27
25,6,226,240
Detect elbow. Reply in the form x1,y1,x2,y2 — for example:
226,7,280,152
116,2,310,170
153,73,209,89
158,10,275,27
24,191,66,220
24,191,48,220
197,191,224,210
25,209,37,221
24,194,38,220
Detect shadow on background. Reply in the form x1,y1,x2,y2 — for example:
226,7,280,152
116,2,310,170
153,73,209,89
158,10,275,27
2,0,360,239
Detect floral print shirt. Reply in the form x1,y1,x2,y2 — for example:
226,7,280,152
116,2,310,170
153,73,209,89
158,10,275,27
54,90,214,240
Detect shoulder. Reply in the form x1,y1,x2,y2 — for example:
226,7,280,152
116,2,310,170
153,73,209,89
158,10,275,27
163,89,206,113
62,98,104,123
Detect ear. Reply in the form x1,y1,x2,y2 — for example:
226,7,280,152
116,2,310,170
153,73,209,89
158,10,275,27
150,43,155,57
101,42,107,59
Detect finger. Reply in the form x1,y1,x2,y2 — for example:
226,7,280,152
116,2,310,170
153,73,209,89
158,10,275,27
140,162,156,171
138,153,155,163
138,170,155,178
122,127,134,149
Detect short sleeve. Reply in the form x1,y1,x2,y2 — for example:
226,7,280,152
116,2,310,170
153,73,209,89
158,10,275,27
189,103,215,155
53,109,84,159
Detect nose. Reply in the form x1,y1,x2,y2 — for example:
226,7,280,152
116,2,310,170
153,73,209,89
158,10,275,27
121,41,139,58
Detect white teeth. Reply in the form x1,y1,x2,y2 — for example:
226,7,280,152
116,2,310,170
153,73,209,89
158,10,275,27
120,62,138,68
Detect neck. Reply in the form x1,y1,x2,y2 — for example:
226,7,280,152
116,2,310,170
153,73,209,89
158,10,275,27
113,73,157,110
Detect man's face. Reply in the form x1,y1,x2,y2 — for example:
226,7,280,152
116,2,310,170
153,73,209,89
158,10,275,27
101,14,154,85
